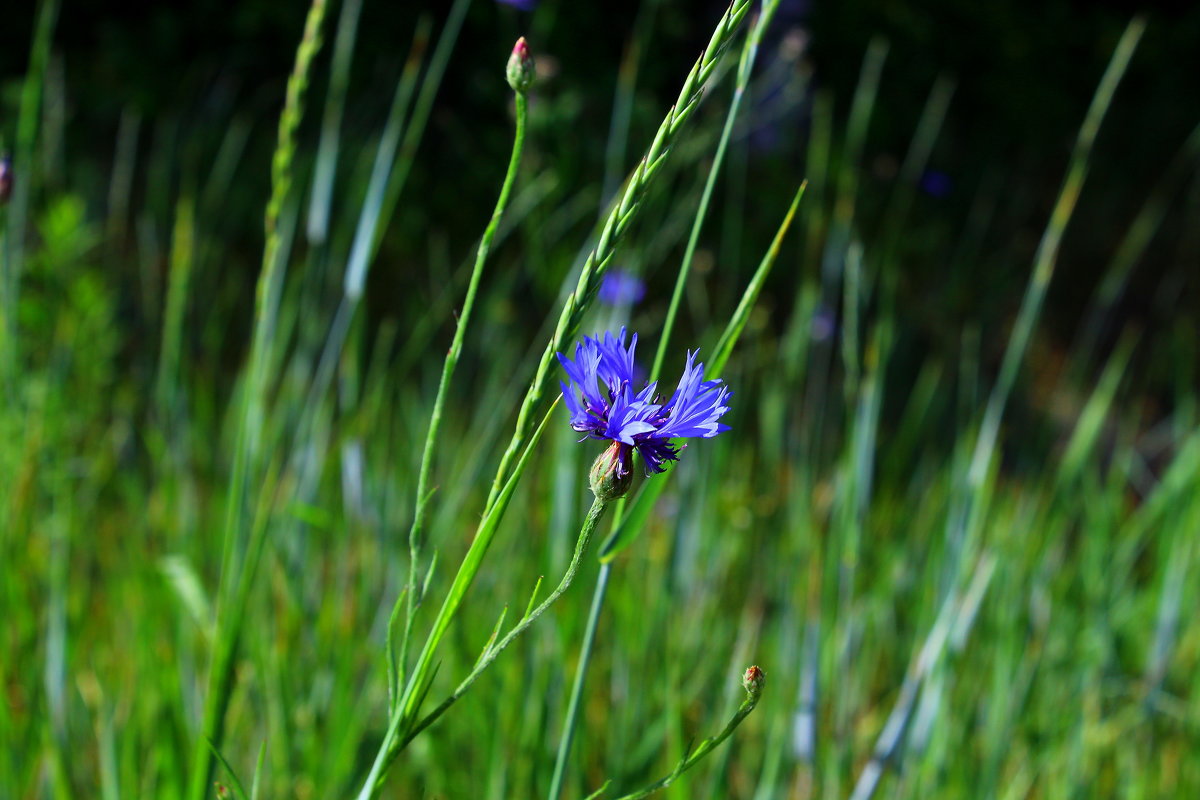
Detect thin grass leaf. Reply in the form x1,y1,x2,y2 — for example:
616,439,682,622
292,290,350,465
205,739,249,800
250,741,266,800
475,606,510,669
522,575,545,619
1058,330,1137,482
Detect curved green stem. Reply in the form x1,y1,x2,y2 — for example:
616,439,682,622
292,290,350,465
398,497,609,749
606,695,761,800
188,2,327,797
398,89,529,692
357,90,530,800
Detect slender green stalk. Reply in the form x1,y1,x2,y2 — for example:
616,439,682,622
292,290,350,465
398,89,529,699
848,556,996,800
483,0,755,515
156,192,195,420
399,496,609,748
548,561,612,800
188,3,327,798
965,17,1143,491
1074,117,1200,369
341,16,430,301
600,0,661,207
306,0,364,244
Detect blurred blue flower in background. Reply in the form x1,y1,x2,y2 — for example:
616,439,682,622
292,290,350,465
920,169,953,197
598,269,646,306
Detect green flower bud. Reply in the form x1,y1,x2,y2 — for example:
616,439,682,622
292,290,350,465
589,441,633,501
742,665,765,699
506,37,535,94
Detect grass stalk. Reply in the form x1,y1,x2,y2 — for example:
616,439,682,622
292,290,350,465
966,17,1144,491
651,0,782,381
188,2,328,797
600,0,662,207
344,0,470,288
306,0,365,244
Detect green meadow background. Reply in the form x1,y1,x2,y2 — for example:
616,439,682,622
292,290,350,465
2,0,1199,798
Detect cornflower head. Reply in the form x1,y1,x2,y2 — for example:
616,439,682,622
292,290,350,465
558,328,731,499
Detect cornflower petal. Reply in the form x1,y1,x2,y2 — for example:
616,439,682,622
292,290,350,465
605,382,661,444
557,340,606,412
656,350,732,440
596,327,638,393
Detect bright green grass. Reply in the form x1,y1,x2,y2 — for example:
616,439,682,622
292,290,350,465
2,3,1198,799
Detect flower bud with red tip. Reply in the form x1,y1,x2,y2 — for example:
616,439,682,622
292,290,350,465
506,37,535,94
742,665,765,699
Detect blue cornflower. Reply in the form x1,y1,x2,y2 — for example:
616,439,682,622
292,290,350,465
558,328,732,497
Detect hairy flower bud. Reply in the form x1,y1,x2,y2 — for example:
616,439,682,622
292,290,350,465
742,665,765,699
589,441,633,501
506,37,535,94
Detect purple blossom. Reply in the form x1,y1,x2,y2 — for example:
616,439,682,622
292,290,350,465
496,0,538,10
598,269,646,306
558,328,732,479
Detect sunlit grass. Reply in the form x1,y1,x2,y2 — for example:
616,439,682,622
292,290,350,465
1,3,1198,799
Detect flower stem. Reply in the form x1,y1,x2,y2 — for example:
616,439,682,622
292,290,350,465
548,560,613,800
607,695,761,799
397,88,529,697
357,84,531,798
397,496,609,749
